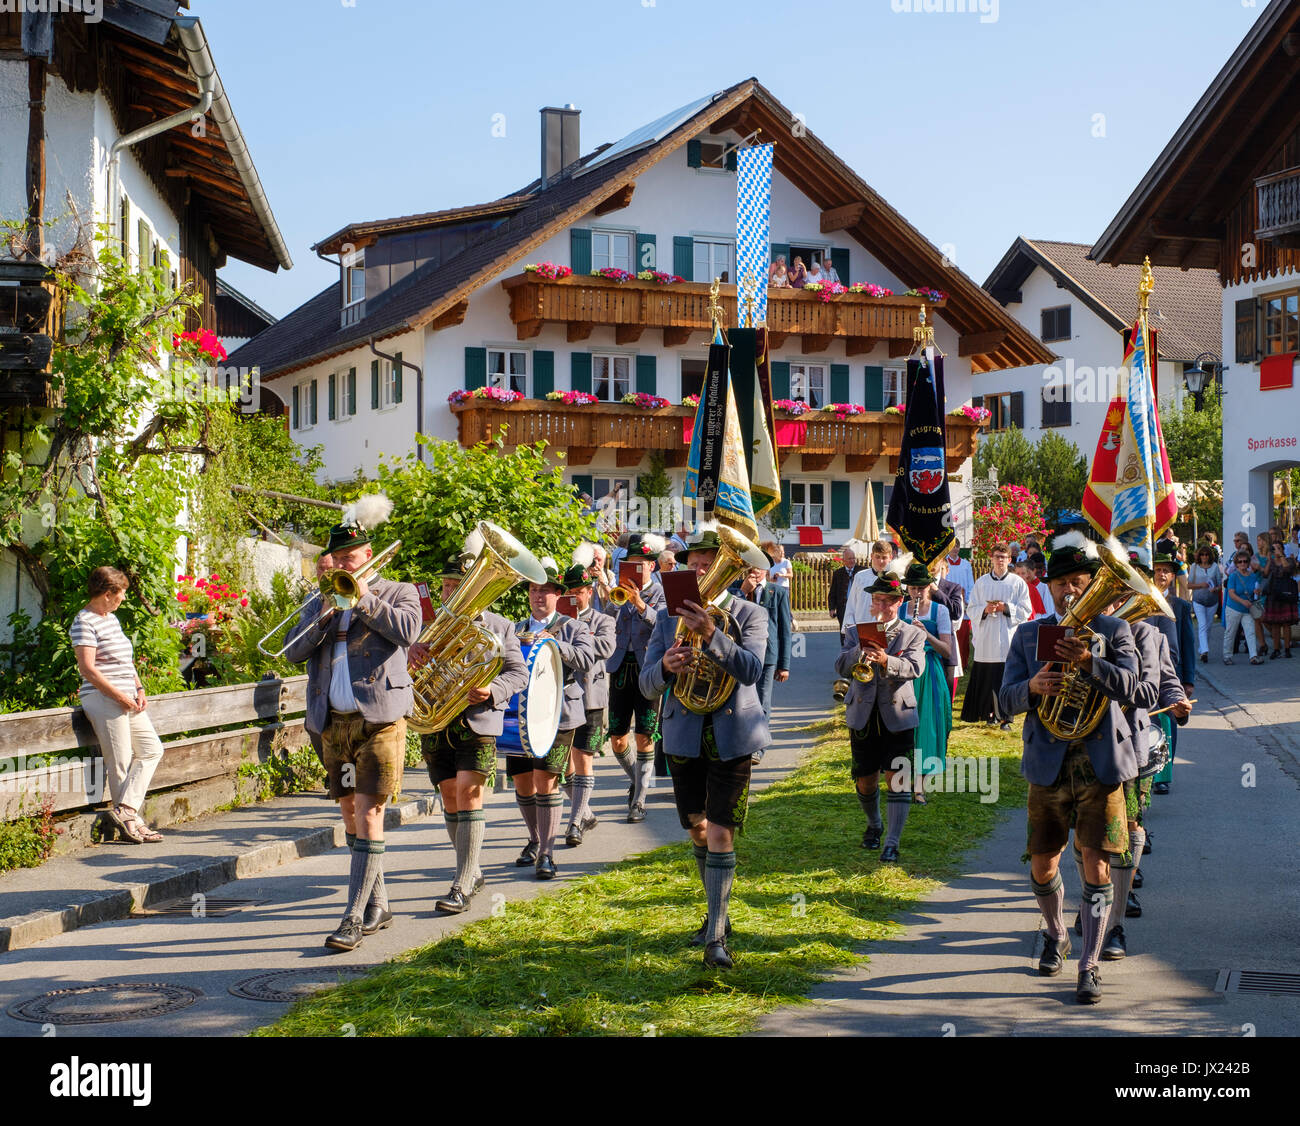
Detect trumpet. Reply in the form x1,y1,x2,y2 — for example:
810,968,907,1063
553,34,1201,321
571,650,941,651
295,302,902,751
604,584,631,606
850,618,901,683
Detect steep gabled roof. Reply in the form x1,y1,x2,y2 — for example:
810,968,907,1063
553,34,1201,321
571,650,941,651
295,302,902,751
985,238,1222,361
231,79,1052,378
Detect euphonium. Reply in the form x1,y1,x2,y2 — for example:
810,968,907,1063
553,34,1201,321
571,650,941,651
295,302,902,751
672,525,770,715
406,521,546,735
1037,541,1151,740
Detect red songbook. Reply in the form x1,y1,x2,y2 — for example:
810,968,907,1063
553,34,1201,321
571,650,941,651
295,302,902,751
415,582,437,623
661,569,704,617
856,622,887,649
556,594,579,619
1035,624,1073,663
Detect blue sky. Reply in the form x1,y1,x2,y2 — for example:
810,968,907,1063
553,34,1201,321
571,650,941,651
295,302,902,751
203,0,1263,318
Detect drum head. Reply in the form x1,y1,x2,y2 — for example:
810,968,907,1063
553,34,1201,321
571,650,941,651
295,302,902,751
521,638,563,759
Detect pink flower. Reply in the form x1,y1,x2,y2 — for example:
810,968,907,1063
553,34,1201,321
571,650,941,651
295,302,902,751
240,597,249,607
177,592,189,602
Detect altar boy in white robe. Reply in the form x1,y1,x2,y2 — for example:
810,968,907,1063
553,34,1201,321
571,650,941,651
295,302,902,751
960,542,1033,730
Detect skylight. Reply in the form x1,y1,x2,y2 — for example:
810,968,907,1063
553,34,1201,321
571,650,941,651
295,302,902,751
575,91,724,177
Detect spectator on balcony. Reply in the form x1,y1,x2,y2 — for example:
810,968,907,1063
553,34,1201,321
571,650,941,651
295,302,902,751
787,256,807,288
806,259,825,285
822,256,840,284
765,541,792,589
769,256,790,289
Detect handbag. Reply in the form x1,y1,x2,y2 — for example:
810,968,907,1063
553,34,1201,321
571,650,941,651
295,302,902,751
1249,598,1265,620
1191,568,1220,607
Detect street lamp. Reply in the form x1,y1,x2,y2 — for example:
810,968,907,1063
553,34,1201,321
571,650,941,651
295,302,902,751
1184,352,1222,411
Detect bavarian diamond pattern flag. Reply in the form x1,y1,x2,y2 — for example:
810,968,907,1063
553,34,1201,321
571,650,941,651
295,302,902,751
736,143,773,325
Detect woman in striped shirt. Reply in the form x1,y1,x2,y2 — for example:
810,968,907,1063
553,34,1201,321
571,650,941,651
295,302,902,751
70,566,165,843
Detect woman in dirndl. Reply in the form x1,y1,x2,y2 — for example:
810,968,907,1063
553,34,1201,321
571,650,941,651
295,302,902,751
900,562,954,803
1261,540,1297,658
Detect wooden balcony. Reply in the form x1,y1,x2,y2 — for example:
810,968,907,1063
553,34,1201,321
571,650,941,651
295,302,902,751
0,260,65,408
451,398,979,472
1257,166,1300,248
500,272,945,354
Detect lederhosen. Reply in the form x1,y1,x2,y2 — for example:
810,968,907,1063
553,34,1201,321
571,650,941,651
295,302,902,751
572,607,608,755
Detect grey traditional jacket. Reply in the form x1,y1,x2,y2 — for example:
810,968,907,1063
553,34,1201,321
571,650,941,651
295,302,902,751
638,596,769,762
576,605,617,709
284,576,422,737
513,612,596,731
460,610,529,736
605,580,666,670
834,619,926,733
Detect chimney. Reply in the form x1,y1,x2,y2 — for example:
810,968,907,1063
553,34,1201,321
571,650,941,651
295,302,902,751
540,104,580,189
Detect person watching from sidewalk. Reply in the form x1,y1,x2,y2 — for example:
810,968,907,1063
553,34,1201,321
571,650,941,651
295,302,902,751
1223,551,1263,665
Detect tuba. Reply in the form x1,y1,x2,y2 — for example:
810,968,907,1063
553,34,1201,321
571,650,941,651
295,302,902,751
1037,541,1152,740
407,521,546,735
672,524,770,715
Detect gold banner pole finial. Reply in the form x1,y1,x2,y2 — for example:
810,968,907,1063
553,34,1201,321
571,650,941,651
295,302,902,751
912,302,935,349
740,267,758,328
1138,255,1155,316
707,275,726,339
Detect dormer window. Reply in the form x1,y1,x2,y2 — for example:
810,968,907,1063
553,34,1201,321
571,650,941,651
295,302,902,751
344,249,366,306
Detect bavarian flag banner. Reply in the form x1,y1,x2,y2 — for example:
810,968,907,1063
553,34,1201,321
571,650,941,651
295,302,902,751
1082,315,1177,550
736,144,774,326
886,349,954,566
683,327,759,538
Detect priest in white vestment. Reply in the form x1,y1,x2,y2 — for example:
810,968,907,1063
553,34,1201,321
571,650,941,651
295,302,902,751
960,543,1033,728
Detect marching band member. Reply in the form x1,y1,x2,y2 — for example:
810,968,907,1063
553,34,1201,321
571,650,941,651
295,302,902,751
284,496,421,952
963,542,1033,730
1149,552,1196,796
900,561,954,803
640,525,769,969
998,533,1140,1004
835,557,926,860
563,546,617,847
604,532,667,823
415,533,528,915
506,558,596,879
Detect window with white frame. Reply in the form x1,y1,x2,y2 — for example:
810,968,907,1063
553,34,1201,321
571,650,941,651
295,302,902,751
343,249,365,306
292,378,318,431
487,348,529,397
334,367,357,420
591,230,633,273
882,366,905,408
693,238,734,285
593,353,632,402
379,360,399,409
680,358,707,401
789,363,827,409
789,481,827,528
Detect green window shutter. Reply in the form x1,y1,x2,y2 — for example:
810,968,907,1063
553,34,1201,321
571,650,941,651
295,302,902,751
779,480,792,526
673,236,694,282
687,139,702,168
119,196,130,255
831,480,850,529
831,248,850,285
371,359,380,408
160,249,171,291
571,351,592,393
464,346,487,390
725,147,737,172
291,384,299,429
770,242,790,266
572,474,593,498
347,367,356,415
571,228,592,275
636,233,657,272
137,219,149,273
309,379,318,425
830,364,850,404
864,365,884,412
393,352,403,403
871,481,885,518
328,372,337,420
771,360,790,400
636,354,657,394
533,350,554,397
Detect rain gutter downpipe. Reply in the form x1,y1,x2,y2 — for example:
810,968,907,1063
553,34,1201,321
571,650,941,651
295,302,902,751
369,337,424,464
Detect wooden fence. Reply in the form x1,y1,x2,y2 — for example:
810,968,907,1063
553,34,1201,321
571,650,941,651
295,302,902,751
0,676,309,822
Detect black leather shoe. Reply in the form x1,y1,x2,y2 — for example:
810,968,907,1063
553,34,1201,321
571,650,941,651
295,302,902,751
435,887,469,914
627,802,646,823
1076,967,1102,1004
1072,912,1082,936
1142,832,1152,855
861,826,882,849
1132,867,1143,889
467,874,485,898
689,918,733,947
361,906,393,936
1102,925,1127,960
703,940,734,970
535,854,557,879
515,841,539,866
880,844,900,863
325,918,363,951
1152,781,1170,795
1038,932,1071,976
565,823,584,847
1125,891,1141,918
582,815,598,832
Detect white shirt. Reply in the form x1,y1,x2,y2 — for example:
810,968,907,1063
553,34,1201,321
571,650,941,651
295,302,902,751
842,568,882,632
945,556,975,602
969,570,1032,663
1036,580,1055,619
328,609,360,712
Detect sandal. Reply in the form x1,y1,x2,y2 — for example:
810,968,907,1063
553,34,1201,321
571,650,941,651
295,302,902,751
117,806,162,843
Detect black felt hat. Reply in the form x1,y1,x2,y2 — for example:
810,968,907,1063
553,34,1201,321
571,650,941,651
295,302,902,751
324,493,393,555
1153,551,1185,575
625,533,668,562
1046,531,1101,581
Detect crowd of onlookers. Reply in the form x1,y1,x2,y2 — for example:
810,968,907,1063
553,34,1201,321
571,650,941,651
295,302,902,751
768,254,840,289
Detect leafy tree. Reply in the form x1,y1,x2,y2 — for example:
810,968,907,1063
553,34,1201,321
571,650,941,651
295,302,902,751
973,426,1035,489
634,449,674,531
1027,431,1089,527
1159,391,1223,539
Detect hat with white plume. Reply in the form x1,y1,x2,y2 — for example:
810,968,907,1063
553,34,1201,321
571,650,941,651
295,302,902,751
1046,530,1101,581
325,492,393,554
867,550,913,596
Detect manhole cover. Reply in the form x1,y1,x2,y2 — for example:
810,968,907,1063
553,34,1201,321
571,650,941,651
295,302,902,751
132,897,262,919
7,983,203,1025
1216,969,1300,995
229,966,376,1003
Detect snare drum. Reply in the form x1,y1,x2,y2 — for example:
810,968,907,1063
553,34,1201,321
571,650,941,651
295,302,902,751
1137,725,1170,779
499,637,563,759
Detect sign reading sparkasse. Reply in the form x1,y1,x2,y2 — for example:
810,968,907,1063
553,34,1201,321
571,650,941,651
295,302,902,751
1247,435,1299,452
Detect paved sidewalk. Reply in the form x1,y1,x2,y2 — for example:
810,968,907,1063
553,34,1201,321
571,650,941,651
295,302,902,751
758,620,1300,1037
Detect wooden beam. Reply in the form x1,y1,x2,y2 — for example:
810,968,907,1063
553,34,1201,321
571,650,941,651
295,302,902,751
802,334,833,354
709,107,751,135
516,319,543,340
663,448,688,468
777,448,795,468
567,446,596,466
820,201,867,233
616,448,645,468
844,336,877,357
592,182,636,216
25,57,45,257
801,453,834,472
663,326,692,347
845,454,875,473
767,332,788,349
568,322,594,342
1147,219,1224,243
429,299,469,330
888,340,911,358
958,330,1007,357
615,324,644,345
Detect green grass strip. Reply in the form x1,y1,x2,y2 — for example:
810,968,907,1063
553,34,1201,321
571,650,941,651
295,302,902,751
256,713,1027,1038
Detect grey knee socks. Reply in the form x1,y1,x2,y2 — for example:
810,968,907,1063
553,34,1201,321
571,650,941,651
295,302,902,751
455,810,485,890
704,850,736,945
1031,871,1066,941
1079,880,1113,971
883,791,912,849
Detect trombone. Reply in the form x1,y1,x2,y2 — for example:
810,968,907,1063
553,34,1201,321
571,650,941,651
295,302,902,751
256,540,401,658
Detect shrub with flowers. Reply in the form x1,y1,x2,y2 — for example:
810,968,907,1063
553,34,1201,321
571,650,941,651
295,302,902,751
773,398,808,416
821,402,866,420
546,390,599,405
848,282,894,298
175,573,249,622
448,387,525,405
682,393,700,407
621,392,670,410
637,270,685,284
884,403,906,416
593,267,634,282
523,262,572,280
805,280,847,303
173,329,227,363
905,287,947,303
952,404,991,424
970,485,1052,561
